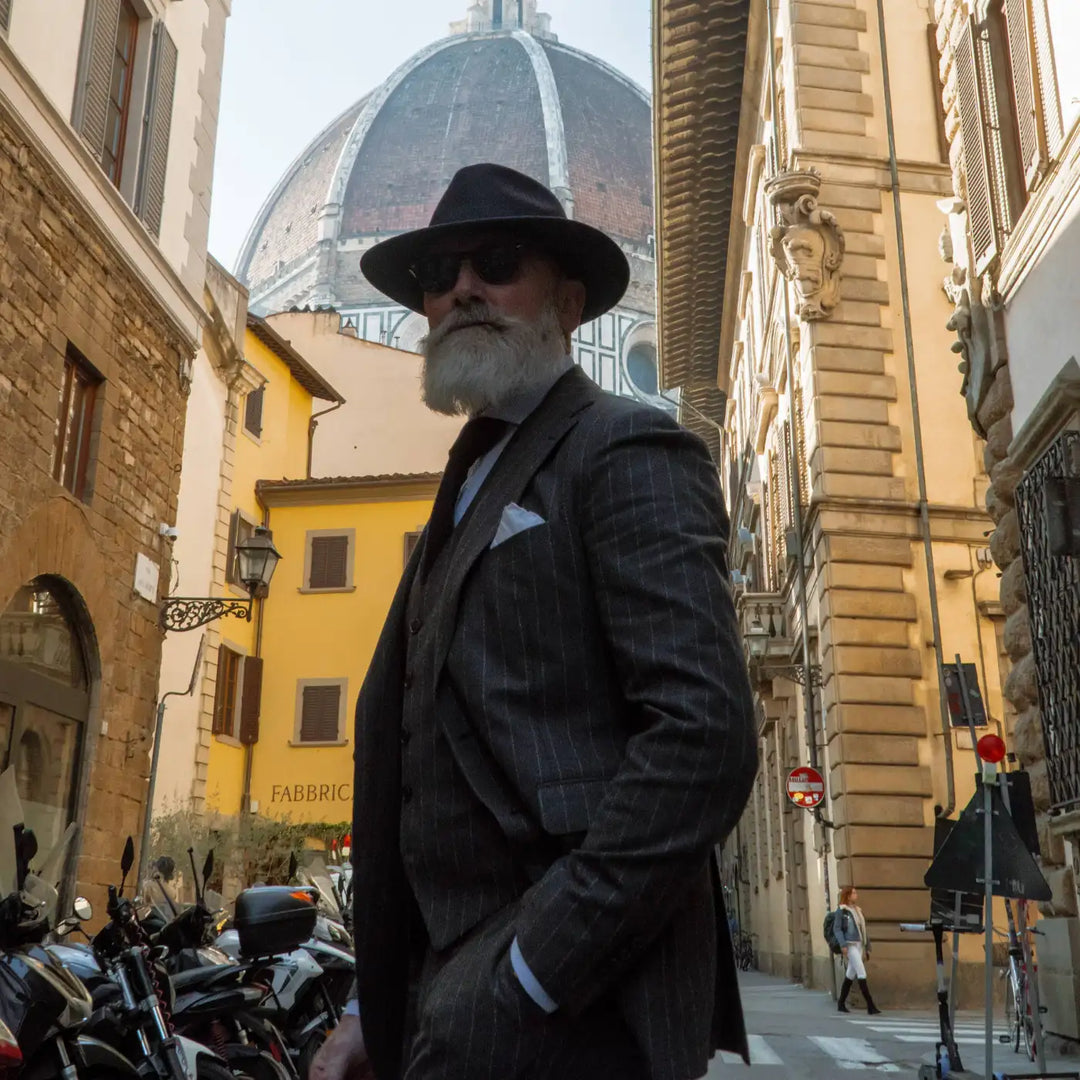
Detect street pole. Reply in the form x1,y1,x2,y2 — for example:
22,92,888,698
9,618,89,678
137,635,205,886
982,765,993,1080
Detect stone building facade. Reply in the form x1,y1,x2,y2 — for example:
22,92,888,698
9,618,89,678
0,0,229,911
654,0,1008,1005
932,0,1080,1037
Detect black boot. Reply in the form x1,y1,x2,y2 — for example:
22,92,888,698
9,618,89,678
837,978,852,1013
859,979,881,1015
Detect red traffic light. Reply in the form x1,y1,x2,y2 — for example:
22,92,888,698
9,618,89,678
977,733,1006,764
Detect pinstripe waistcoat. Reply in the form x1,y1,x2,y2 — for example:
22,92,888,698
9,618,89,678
351,368,757,1080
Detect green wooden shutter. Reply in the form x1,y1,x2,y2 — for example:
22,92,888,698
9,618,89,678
238,656,263,746
136,21,177,237
955,17,998,274
74,0,121,162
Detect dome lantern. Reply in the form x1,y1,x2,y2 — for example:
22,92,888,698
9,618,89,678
450,0,555,39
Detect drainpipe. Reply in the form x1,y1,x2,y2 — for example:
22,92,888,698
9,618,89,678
765,0,836,994
875,0,956,817
240,497,270,816
307,400,344,479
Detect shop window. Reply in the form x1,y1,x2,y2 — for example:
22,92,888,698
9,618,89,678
0,577,92,863
244,386,265,439
304,531,354,591
52,345,102,502
295,680,347,745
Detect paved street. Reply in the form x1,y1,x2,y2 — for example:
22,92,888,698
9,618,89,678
706,970,1080,1077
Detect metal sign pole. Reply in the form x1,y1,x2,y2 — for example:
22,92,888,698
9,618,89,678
982,769,994,1080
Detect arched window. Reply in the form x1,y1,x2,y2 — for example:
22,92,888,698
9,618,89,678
626,341,659,397
0,577,92,858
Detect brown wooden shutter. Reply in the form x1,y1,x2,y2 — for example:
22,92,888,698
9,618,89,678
244,387,264,438
1003,0,1042,186
135,21,177,237
226,510,240,585
0,0,12,33
75,0,121,162
308,535,349,589
955,17,998,274
211,647,235,736
1030,0,1062,152
239,656,263,746
300,685,342,743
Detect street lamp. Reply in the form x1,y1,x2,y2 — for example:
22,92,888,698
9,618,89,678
159,525,282,632
742,617,822,687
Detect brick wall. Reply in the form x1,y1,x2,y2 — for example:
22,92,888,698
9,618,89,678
0,100,194,915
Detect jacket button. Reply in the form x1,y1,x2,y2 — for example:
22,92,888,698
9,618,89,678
402,785,413,804
400,727,411,746
409,618,423,635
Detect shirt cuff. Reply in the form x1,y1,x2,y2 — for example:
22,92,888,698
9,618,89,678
342,998,361,1017
510,936,558,1014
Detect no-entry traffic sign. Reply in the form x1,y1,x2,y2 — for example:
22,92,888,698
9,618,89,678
786,765,825,810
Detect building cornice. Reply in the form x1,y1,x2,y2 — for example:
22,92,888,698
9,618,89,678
0,35,203,351
653,0,755,394
257,474,440,507
246,314,344,403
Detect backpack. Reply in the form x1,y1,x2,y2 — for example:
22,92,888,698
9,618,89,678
823,908,848,954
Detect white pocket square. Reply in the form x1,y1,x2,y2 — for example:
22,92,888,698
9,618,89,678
491,503,546,549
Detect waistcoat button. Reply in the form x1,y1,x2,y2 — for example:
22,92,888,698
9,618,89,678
409,618,423,635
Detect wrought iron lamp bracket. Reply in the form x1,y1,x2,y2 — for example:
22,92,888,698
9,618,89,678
757,663,822,688
159,597,253,633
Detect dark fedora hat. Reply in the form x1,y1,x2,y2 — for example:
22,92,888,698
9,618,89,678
360,163,630,323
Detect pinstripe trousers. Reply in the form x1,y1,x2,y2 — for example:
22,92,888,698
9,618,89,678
402,901,650,1080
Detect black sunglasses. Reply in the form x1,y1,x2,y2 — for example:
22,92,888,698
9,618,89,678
409,243,534,295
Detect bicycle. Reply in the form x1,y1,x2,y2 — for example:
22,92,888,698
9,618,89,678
997,899,1043,1061
733,930,755,972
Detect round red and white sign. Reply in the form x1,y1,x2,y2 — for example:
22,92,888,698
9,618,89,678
786,766,825,810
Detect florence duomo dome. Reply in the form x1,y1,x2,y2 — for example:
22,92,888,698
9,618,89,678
235,0,665,409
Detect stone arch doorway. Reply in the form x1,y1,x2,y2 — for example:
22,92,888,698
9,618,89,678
0,576,97,861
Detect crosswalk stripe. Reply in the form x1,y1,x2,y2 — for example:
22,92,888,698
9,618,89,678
893,1035,993,1046
747,1035,784,1065
809,1036,903,1072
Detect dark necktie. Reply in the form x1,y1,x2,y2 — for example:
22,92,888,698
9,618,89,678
421,416,509,578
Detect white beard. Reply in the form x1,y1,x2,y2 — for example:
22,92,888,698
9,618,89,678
420,302,568,417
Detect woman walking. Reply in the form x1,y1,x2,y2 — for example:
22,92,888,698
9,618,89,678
835,886,881,1014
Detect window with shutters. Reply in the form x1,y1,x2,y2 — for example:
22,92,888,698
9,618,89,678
243,386,264,440
52,345,103,502
211,646,242,739
953,3,1064,274
294,680,348,745
0,0,12,34
134,21,178,237
404,531,423,568
302,531,354,592
225,510,257,590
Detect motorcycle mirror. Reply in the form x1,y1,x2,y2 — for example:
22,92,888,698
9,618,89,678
202,850,214,892
14,825,37,890
119,836,135,896
73,896,93,921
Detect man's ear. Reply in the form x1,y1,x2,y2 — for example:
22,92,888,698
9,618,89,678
556,278,587,339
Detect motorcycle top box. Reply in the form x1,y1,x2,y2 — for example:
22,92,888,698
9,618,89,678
234,887,318,958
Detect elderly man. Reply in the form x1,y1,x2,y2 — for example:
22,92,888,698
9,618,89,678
313,163,756,1080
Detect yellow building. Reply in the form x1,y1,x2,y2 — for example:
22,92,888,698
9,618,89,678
242,475,437,823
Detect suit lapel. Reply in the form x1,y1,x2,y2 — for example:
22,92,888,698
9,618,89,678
430,367,595,679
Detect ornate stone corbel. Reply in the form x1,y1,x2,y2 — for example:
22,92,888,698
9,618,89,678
765,168,845,321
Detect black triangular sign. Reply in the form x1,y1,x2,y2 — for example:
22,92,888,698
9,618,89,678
924,782,1051,901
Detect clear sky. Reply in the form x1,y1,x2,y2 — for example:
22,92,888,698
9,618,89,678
207,0,653,271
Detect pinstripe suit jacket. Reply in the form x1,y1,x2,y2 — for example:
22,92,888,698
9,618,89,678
351,367,757,1079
